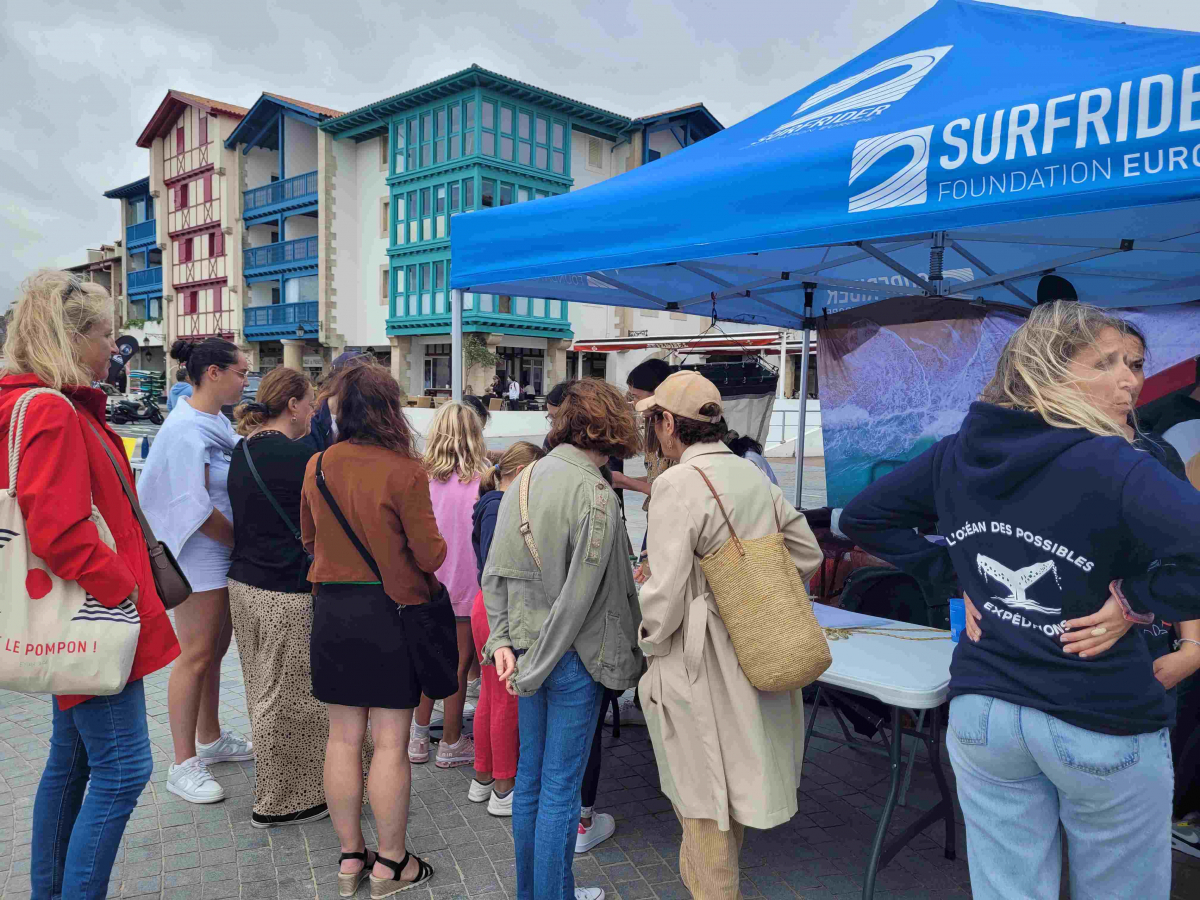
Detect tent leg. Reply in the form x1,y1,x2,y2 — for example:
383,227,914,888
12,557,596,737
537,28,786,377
794,326,811,509
451,289,463,403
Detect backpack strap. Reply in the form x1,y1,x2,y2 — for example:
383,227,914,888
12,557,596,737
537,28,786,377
517,461,542,570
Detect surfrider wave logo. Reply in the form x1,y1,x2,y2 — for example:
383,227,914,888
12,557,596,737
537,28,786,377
757,45,952,144
976,554,1063,616
849,126,934,212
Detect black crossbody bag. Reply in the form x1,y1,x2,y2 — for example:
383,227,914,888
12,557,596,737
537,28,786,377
314,451,459,700
240,440,313,577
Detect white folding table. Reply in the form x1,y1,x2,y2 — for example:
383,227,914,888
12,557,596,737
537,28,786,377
803,604,958,900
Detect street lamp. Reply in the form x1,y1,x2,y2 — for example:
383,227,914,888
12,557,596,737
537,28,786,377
295,325,305,339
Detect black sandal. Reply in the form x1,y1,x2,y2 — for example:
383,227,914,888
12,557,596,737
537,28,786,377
337,849,376,898
369,852,434,898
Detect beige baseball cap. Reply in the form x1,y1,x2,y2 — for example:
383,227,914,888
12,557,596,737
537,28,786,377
634,370,723,423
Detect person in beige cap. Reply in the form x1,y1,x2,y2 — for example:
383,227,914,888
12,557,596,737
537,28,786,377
635,370,823,900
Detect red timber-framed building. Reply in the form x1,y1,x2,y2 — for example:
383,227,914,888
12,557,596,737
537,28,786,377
138,91,248,346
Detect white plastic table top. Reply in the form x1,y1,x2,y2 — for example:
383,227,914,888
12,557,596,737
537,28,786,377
814,604,955,709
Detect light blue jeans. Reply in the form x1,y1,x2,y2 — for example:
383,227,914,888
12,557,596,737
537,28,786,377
513,651,604,900
947,693,1172,900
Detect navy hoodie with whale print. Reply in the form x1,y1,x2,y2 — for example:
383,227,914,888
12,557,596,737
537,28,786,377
841,402,1200,736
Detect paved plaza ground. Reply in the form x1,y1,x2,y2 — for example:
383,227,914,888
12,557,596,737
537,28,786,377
1,426,1191,898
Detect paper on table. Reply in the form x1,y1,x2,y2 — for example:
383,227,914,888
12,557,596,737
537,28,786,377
813,603,897,630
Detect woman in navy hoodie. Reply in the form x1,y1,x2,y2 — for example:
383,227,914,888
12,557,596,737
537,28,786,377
841,302,1200,900
467,442,545,816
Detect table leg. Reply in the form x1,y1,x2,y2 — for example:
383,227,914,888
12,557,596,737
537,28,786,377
862,705,903,900
927,701,956,861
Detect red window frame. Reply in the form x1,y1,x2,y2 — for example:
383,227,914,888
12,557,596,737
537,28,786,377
184,291,198,315
177,182,189,209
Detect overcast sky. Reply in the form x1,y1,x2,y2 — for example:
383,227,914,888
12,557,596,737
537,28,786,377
3,0,1200,314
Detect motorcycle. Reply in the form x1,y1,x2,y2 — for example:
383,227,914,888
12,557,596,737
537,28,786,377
109,393,163,426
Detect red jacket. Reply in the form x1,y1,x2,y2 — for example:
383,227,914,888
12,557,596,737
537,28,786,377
0,374,180,709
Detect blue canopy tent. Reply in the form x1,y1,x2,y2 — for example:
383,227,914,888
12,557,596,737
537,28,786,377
449,0,1200,505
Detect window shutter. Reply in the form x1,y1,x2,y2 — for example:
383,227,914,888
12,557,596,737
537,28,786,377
588,136,602,169
208,233,215,258
214,231,224,256
176,127,184,155
204,174,213,203
199,116,208,146
172,186,181,209
212,286,222,313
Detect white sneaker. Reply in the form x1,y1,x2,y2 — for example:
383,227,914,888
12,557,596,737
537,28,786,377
466,677,481,702
487,788,513,817
467,779,494,803
603,694,645,727
575,889,605,900
575,812,616,853
196,730,254,763
167,757,225,804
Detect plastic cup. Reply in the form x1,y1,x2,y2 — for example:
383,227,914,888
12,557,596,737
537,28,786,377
948,598,966,643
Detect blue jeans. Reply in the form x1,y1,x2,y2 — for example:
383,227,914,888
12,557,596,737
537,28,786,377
947,694,1172,900
514,651,604,900
32,680,153,900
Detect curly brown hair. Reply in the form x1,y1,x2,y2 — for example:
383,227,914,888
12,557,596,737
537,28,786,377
324,362,419,458
545,378,642,459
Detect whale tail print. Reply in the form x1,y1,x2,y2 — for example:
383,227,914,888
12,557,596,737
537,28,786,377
976,554,1062,615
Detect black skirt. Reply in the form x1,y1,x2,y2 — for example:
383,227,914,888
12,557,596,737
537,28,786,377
310,583,423,709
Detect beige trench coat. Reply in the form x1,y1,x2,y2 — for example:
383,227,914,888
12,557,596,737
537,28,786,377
638,442,823,831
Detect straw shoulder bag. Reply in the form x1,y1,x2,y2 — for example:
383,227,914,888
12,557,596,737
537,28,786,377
691,466,831,692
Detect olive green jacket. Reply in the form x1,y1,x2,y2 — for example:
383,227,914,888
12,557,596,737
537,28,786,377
481,444,643,697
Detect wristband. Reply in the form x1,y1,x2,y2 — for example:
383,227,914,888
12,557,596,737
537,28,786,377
1175,638,1200,653
1111,579,1155,625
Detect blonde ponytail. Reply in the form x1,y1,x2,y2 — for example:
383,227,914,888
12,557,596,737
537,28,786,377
2,270,111,390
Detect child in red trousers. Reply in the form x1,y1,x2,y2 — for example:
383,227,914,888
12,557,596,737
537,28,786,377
467,442,544,816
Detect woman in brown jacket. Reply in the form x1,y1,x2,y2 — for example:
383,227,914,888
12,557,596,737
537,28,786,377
300,364,446,898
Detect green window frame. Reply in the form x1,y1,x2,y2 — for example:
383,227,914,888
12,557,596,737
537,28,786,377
393,122,407,174
499,104,515,162
448,103,461,161
481,100,496,157
465,99,477,155
394,191,406,245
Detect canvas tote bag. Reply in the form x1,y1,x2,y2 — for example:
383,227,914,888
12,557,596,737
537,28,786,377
1,388,140,695
691,466,831,692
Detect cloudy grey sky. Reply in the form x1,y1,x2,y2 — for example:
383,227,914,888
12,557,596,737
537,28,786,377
3,0,1200,313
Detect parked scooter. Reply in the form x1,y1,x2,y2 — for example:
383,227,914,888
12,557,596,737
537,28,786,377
109,393,163,426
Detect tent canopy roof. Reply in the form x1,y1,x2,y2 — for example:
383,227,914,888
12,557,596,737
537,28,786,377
451,0,1200,325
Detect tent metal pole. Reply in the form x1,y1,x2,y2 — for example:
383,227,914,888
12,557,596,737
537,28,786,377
794,287,814,509
451,289,463,403
778,331,787,399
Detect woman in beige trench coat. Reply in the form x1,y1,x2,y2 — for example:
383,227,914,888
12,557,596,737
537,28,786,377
635,371,823,899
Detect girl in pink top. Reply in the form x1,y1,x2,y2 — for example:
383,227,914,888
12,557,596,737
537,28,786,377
410,402,489,768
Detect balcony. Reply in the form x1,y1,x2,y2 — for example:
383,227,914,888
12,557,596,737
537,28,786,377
243,170,318,221
126,219,157,250
387,307,573,341
244,236,318,280
127,266,162,297
243,301,320,340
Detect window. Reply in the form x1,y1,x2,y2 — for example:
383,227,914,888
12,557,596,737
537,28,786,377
271,286,280,304
424,343,451,391
381,198,390,239
588,136,603,170
407,118,418,171
208,232,217,257
408,192,418,242
149,248,162,266
406,265,417,315
433,260,446,313
552,122,566,174
481,101,496,156
380,265,390,306
380,130,389,168
199,116,208,146
464,100,476,155
420,113,432,167
499,105,514,161
463,178,474,210
498,295,512,314
394,122,406,173
450,182,460,212
184,291,197,314
518,111,532,166
448,103,461,160
285,275,318,304
434,108,446,163
498,183,512,206
175,182,189,209
481,179,495,208
517,187,530,203
175,126,184,155
420,263,431,315
203,174,213,203
435,186,446,238
212,285,222,313
421,187,432,241
394,192,405,245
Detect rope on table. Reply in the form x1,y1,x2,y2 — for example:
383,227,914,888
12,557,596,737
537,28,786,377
823,625,951,642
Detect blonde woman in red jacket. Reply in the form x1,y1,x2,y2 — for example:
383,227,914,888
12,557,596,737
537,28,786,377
0,271,180,900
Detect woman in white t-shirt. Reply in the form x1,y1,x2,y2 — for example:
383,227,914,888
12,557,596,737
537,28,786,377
140,338,254,806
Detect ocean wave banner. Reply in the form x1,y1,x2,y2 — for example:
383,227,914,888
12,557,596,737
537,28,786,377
817,298,1200,508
